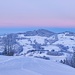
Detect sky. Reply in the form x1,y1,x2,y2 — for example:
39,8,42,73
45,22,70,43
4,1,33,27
0,0,75,33
0,27,75,35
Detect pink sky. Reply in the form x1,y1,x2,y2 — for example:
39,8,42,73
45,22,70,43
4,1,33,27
0,0,75,28
0,19,75,27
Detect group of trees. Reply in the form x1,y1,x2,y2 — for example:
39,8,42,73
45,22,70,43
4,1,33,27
60,52,75,68
66,52,75,68
2,34,23,56
47,49,63,56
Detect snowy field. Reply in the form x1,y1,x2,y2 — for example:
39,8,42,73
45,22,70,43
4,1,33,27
0,56,75,75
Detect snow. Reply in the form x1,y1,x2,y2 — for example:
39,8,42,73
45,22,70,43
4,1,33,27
57,34,75,40
20,45,35,54
17,35,47,47
0,46,4,52
53,34,75,52
24,36,47,44
16,39,31,45
17,33,75,54
0,56,75,75
1,29,75,74
43,45,60,51
16,34,75,56
18,34,25,38
49,55,66,62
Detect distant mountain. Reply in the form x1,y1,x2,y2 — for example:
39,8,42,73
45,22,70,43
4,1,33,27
0,29,75,60
18,29,55,37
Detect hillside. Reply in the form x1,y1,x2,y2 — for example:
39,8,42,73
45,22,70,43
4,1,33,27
0,56,75,75
0,29,75,75
0,29,75,59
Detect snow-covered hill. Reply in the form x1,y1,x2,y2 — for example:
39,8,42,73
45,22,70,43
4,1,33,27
0,29,75,60
0,29,75,75
0,56,75,75
16,30,75,59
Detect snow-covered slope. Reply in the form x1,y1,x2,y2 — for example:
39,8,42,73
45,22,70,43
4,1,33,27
16,32,75,58
0,56,75,75
53,33,75,52
0,29,75,59
0,30,75,75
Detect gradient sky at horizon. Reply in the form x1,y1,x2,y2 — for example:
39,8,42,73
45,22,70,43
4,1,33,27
0,0,75,27
0,27,75,35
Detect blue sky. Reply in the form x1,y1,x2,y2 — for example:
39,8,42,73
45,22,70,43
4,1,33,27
0,27,75,35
